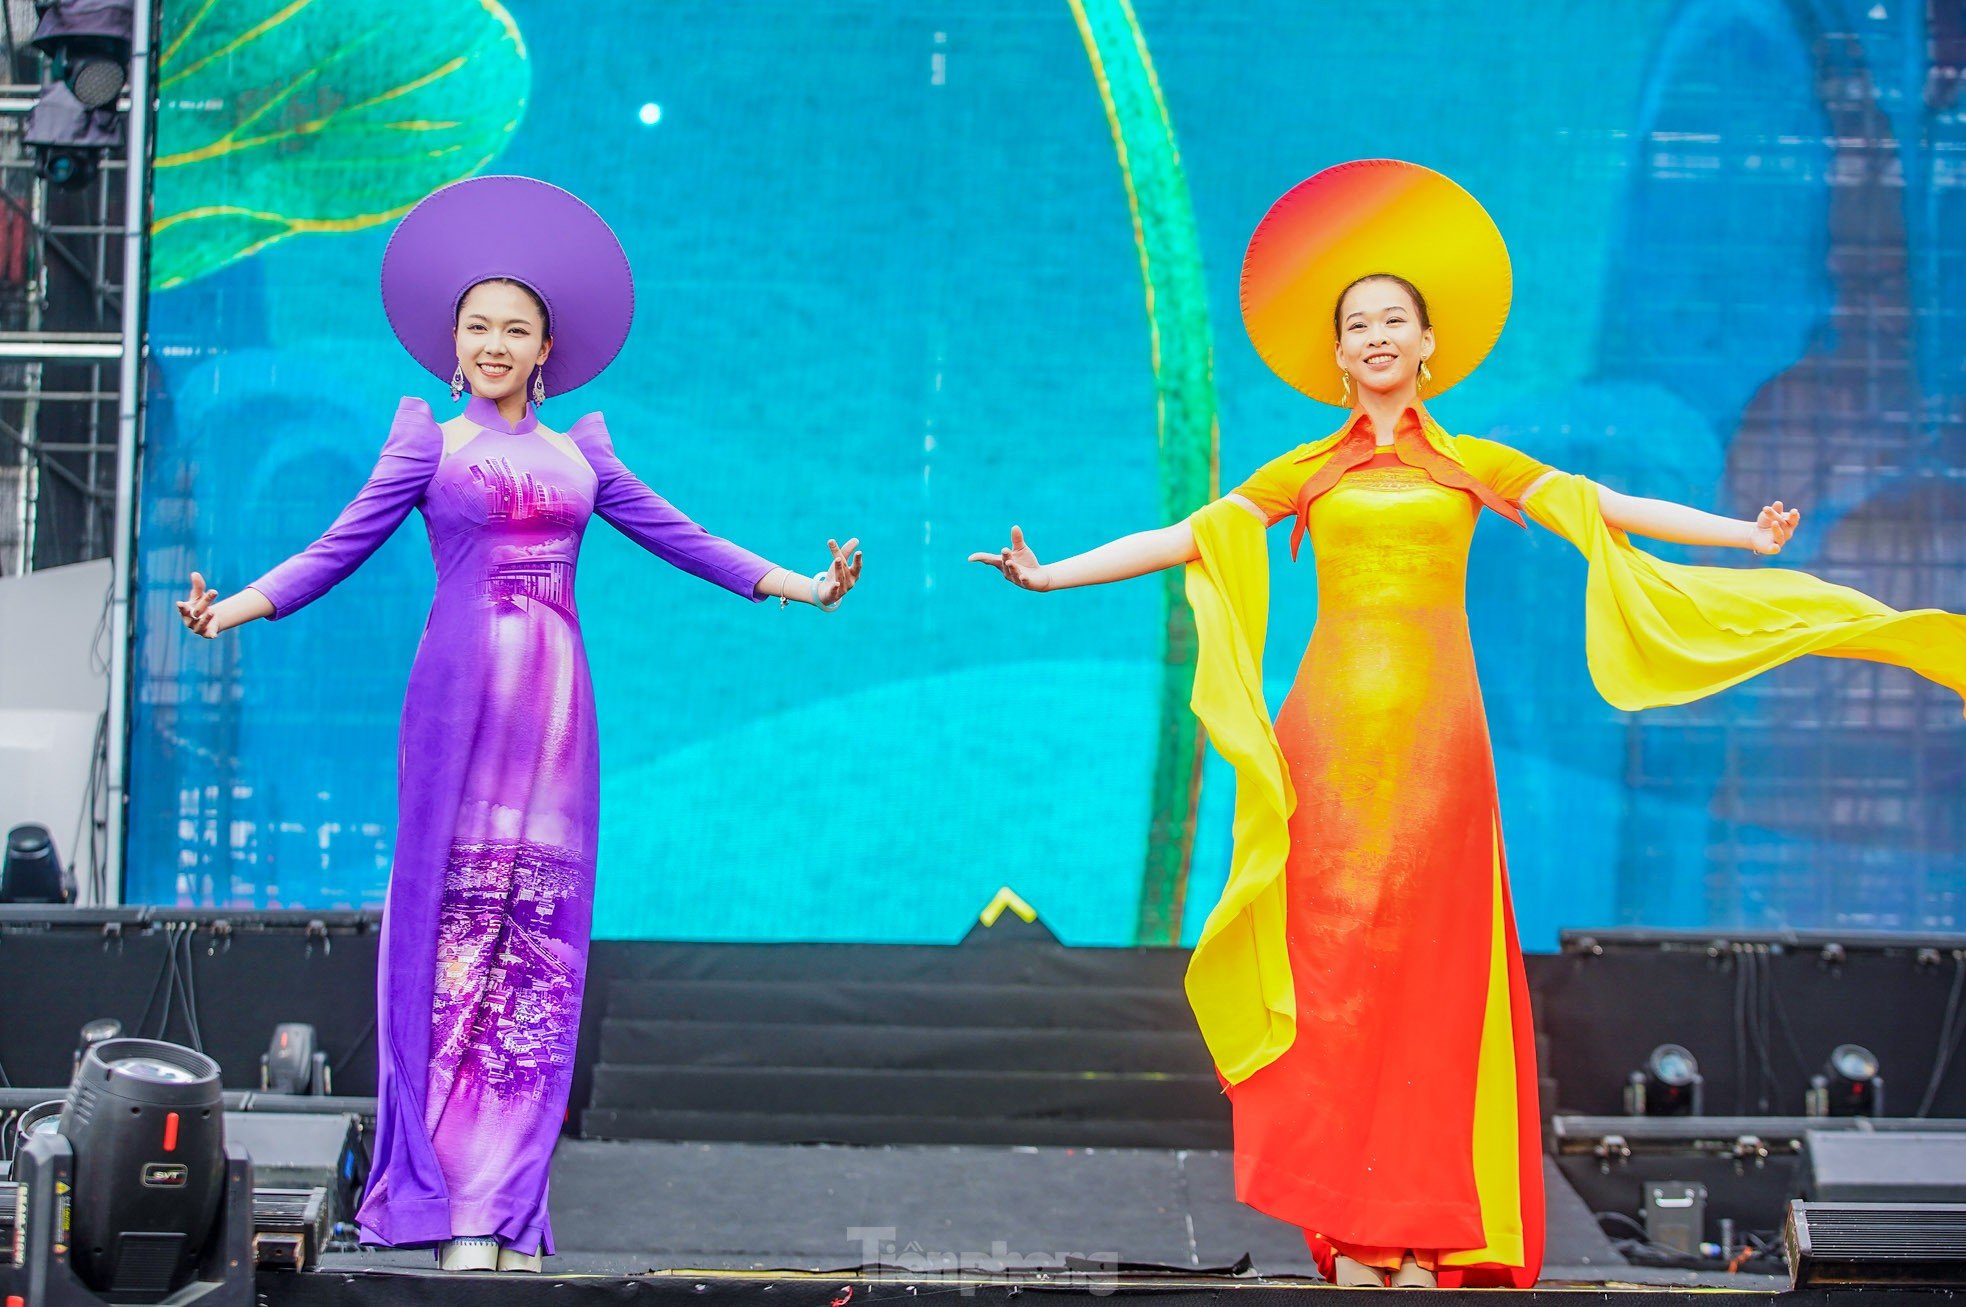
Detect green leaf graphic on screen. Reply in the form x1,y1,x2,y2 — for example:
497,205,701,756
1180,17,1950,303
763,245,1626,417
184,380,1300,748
149,0,530,290
1069,0,1219,945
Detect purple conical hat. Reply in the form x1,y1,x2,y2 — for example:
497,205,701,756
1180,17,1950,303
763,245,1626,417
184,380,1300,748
380,175,634,398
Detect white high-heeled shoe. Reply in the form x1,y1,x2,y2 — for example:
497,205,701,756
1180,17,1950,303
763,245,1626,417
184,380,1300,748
437,1237,500,1272
497,1246,543,1273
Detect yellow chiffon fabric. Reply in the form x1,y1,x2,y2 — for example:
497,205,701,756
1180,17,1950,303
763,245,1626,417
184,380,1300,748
1182,497,1296,1084
1184,446,1966,1086
1523,471,1966,713
1444,821,1523,1268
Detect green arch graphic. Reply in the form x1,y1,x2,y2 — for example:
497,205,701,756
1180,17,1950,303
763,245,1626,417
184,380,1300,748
1066,0,1221,944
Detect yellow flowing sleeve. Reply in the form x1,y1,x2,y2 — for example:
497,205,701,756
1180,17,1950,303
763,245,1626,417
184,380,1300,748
1181,496,1297,1083
1524,473,1966,712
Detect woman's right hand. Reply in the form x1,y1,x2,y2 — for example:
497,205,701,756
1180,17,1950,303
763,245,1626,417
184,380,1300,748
968,525,1052,592
177,571,222,638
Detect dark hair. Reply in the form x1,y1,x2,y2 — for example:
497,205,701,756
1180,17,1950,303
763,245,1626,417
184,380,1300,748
456,277,551,337
1332,273,1430,338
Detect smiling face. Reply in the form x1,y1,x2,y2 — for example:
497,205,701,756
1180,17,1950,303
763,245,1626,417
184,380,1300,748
1333,275,1434,402
454,279,552,404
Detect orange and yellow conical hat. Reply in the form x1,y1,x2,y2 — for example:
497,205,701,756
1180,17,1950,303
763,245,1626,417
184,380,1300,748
1240,159,1511,406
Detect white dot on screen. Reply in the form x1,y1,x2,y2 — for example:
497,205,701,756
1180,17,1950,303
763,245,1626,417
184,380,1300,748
638,102,662,126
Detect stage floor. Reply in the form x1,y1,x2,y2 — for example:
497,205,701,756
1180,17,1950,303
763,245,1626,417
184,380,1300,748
319,1139,1785,1290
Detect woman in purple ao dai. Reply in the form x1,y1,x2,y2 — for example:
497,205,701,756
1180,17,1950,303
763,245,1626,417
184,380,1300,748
175,177,864,1272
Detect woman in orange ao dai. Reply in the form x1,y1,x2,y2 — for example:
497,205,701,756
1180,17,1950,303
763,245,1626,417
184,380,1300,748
969,159,1966,1288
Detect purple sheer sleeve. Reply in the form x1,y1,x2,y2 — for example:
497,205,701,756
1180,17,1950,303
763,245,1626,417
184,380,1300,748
568,412,775,601
247,397,443,619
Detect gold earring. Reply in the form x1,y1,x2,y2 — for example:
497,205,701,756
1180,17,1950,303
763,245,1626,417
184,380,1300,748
1340,370,1353,404
1417,360,1433,392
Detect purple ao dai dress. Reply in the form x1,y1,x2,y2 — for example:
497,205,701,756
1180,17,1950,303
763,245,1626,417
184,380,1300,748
248,393,774,1254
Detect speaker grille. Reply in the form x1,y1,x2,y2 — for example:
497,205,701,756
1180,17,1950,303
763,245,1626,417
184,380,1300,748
1789,1202,1966,1287
1805,1207,1966,1256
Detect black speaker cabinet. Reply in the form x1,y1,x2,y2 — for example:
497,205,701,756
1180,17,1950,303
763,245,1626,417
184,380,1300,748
1802,1131,1966,1203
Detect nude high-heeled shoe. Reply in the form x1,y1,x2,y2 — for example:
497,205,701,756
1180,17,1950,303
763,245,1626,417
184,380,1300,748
497,1245,544,1273
1389,1254,1436,1288
1333,1254,1389,1287
437,1237,499,1272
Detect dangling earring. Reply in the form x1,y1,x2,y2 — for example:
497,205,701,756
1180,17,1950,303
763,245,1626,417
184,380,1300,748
531,368,546,407
450,363,465,402
1340,370,1353,405
1417,360,1433,392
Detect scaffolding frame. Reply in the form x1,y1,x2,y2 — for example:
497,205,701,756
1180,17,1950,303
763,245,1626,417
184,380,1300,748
0,0,156,903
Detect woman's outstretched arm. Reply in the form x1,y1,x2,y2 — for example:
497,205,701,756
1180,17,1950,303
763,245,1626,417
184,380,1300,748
754,539,863,608
569,411,863,609
970,493,1276,592
1521,471,1801,555
177,573,273,637
178,397,442,638
968,517,1208,592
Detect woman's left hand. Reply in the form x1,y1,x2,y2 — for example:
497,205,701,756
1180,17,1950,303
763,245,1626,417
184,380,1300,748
819,537,863,605
1749,501,1802,555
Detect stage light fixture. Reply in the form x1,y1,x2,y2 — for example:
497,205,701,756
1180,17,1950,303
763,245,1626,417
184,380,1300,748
24,78,121,187
1624,1043,1704,1116
13,1037,252,1305
1808,1043,1885,1118
14,1098,65,1147
59,1038,230,1297
73,1016,123,1076
23,0,133,188
260,1022,331,1095
30,0,134,109
0,821,74,902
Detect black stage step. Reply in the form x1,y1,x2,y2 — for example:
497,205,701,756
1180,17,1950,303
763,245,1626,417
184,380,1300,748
580,1107,1233,1148
603,979,1195,1028
592,941,1195,986
601,1018,1211,1072
581,940,1224,1146
591,1065,1225,1120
